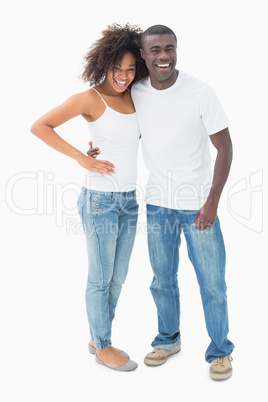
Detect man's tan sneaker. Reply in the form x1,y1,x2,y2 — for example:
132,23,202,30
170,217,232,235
144,345,181,366
210,356,233,380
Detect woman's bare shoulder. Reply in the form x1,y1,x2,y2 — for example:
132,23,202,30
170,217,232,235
66,88,102,115
69,88,98,106
74,88,105,121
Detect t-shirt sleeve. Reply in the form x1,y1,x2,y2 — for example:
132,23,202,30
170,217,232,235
199,85,230,135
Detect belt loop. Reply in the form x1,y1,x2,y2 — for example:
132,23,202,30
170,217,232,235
111,192,114,200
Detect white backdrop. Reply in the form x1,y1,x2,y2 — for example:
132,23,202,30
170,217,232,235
1,0,267,401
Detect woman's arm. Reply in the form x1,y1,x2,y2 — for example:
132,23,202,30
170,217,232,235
30,92,115,176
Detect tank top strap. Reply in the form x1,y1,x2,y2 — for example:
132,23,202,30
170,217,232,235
91,88,108,107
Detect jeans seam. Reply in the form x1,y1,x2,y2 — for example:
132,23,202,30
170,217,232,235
171,219,181,333
92,218,109,343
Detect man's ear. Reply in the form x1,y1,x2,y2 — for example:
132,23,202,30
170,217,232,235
140,48,145,60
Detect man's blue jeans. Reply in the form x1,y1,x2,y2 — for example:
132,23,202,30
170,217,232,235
77,187,138,350
147,204,234,363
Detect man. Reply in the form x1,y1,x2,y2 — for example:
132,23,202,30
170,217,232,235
131,25,235,380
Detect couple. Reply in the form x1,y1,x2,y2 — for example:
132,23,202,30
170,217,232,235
31,23,235,379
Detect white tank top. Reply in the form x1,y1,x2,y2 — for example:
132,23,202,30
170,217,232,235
83,89,140,192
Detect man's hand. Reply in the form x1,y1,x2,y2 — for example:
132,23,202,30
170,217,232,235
193,199,218,231
87,141,100,158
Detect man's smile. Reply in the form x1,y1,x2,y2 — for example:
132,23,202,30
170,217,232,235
155,63,172,69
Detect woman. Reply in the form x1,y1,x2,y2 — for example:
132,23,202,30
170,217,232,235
31,23,148,371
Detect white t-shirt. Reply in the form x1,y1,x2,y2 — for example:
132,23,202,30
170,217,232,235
131,71,230,210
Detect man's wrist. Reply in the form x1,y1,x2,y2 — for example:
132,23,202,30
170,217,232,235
206,191,220,206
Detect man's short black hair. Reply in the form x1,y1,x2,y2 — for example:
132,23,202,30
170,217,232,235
141,25,177,47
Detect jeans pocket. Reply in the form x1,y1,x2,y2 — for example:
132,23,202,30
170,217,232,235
121,195,139,215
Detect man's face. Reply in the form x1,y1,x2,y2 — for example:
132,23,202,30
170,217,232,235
140,34,177,89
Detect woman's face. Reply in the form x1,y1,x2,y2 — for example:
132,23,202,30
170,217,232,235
106,52,136,92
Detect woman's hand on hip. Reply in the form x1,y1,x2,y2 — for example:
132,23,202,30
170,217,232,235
76,153,115,176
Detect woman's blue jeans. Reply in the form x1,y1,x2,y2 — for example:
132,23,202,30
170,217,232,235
147,204,234,363
77,187,138,350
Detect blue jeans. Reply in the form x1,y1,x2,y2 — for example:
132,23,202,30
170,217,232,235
77,187,138,349
147,204,234,363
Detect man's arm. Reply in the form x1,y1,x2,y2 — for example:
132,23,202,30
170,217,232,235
193,127,233,230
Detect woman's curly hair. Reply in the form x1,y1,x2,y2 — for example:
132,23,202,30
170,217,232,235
81,23,148,86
